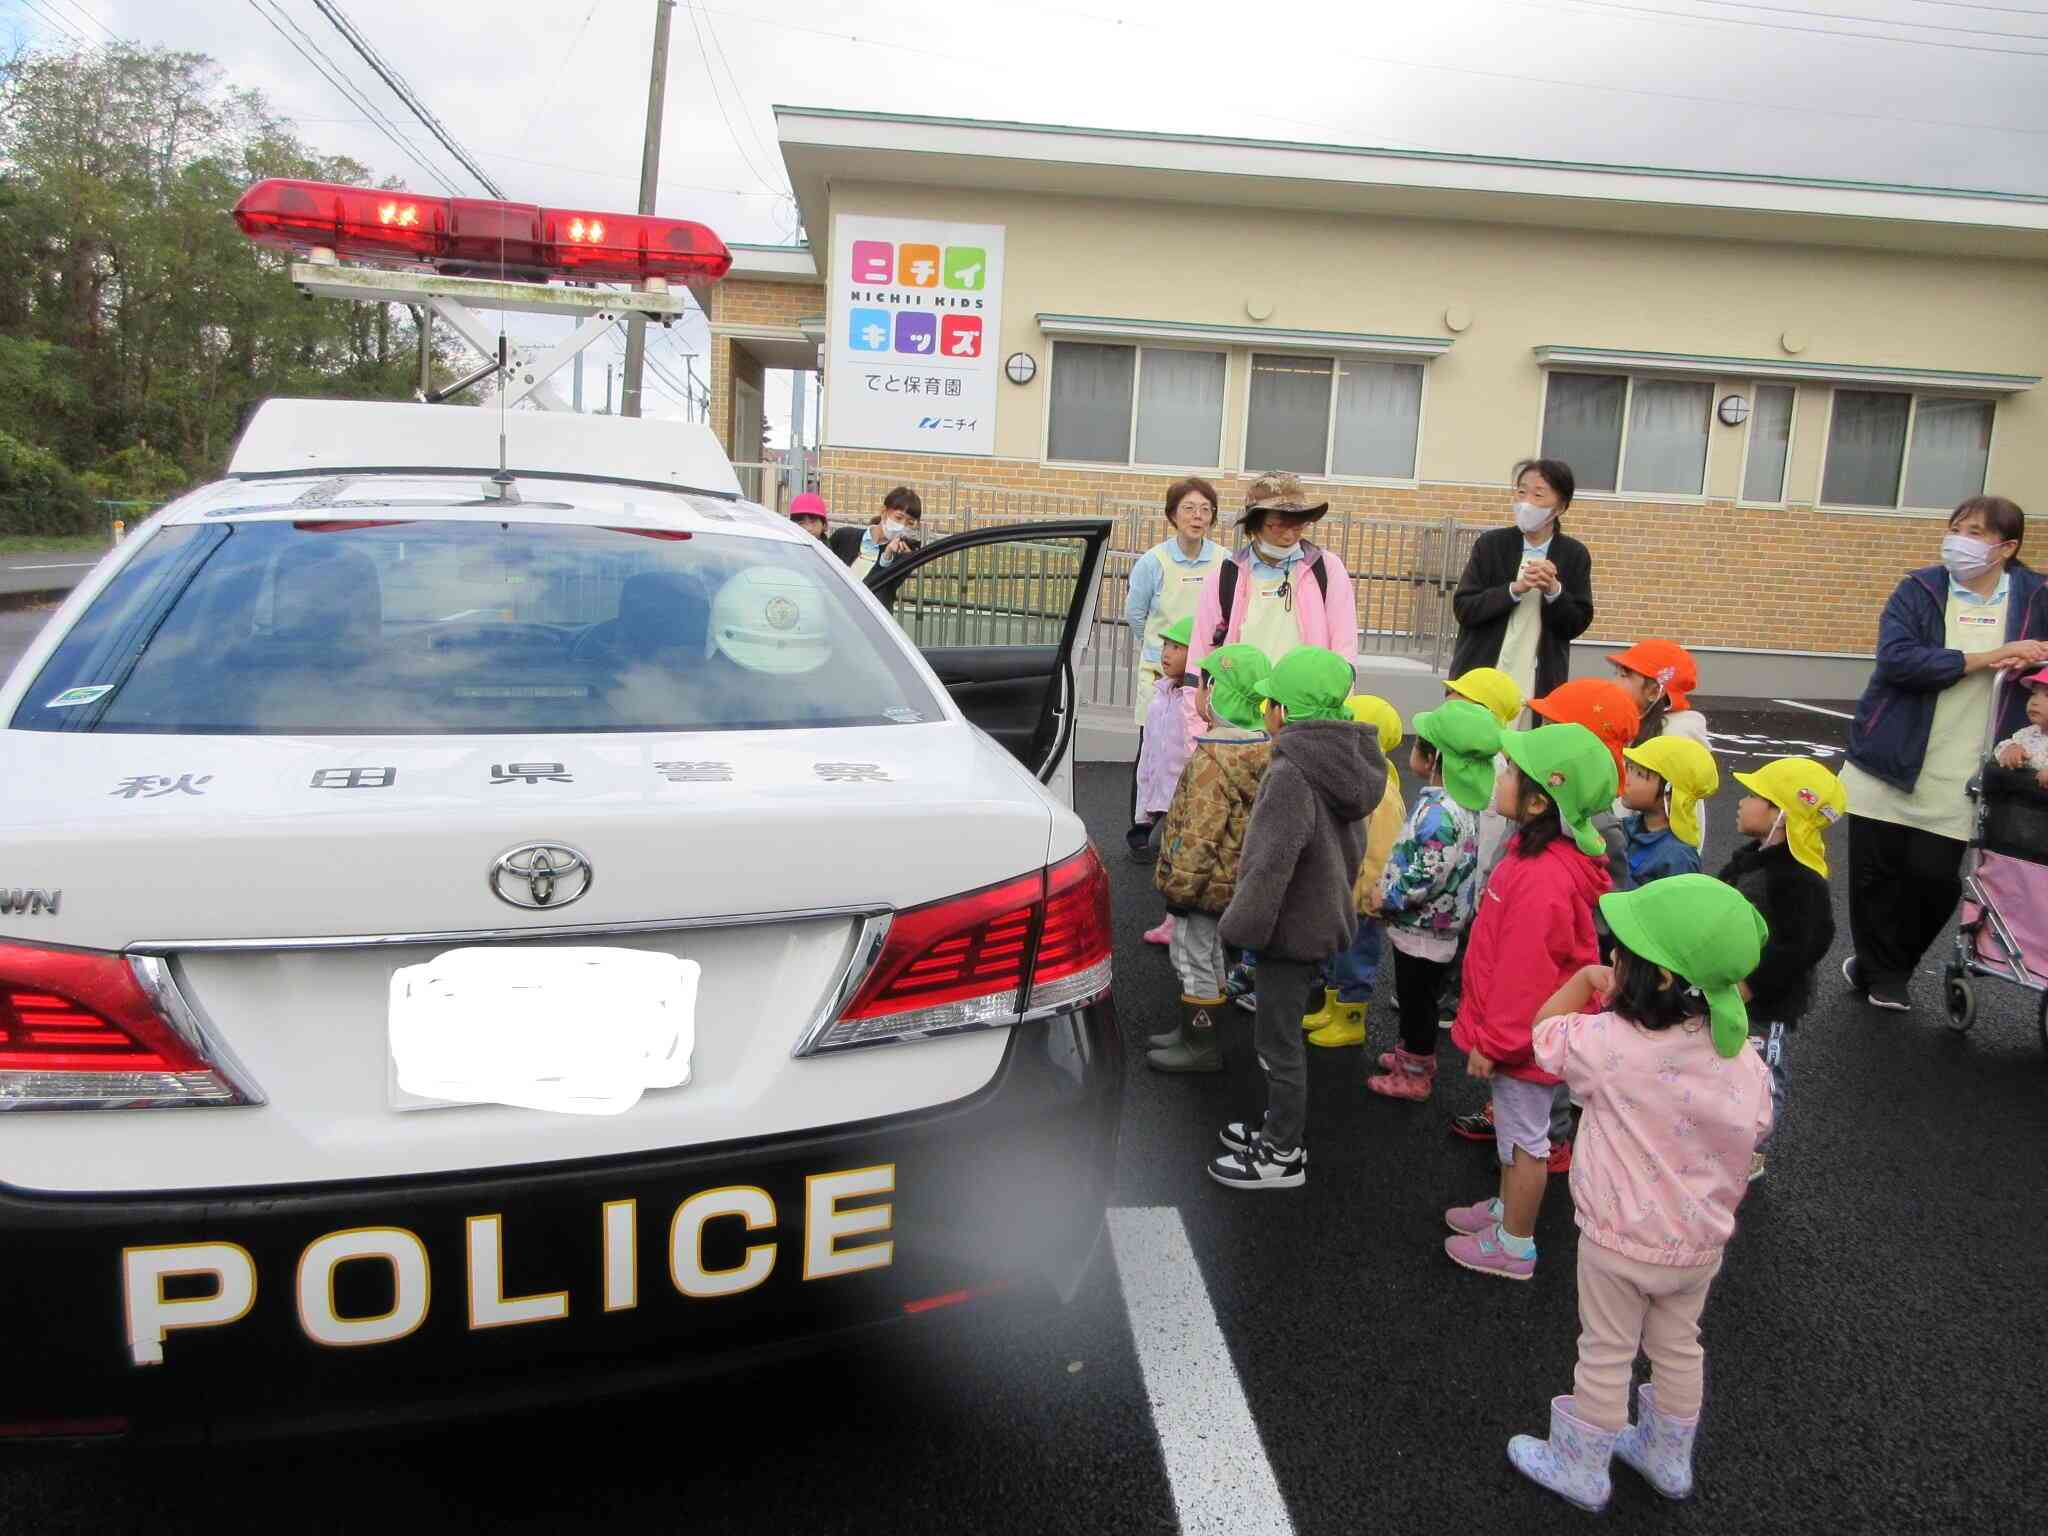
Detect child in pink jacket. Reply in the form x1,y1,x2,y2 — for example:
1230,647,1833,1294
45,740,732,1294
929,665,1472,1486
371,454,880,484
1134,615,1204,945
1504,874,1773,1514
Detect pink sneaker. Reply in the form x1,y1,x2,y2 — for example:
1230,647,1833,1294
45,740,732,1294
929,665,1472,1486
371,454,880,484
1445,1225,1536,1281
1366,1047,1436,1100
1444,1198,1500,1236
1143,915,1176,946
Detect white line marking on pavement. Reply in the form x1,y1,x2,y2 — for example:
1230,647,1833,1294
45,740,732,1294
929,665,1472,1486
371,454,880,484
1108,1206,1295,1536
1771,698,1855,720
5,561,97,571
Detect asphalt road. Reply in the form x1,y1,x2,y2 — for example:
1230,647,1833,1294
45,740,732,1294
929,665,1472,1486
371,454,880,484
0,557,99,598
3,657,2045,1532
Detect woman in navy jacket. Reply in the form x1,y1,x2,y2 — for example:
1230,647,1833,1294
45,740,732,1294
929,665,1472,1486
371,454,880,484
1838,497,2048,1013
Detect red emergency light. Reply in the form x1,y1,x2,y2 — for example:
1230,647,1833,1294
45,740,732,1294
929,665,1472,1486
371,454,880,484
231,179,733,284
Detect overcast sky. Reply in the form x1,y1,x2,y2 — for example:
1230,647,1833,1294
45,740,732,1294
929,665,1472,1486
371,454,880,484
10,0,2048,443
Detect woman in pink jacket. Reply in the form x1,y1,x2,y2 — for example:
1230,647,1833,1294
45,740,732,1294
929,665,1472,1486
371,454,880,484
1186,472,1358,679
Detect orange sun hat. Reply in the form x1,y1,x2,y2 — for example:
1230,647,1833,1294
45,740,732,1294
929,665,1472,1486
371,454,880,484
1530,677,1642,782
1608,639,1699,710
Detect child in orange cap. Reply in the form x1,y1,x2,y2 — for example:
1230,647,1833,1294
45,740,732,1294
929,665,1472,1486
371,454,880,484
1610,637,1714,846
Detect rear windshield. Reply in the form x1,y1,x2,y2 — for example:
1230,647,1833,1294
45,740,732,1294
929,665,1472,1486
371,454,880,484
11,518,943,735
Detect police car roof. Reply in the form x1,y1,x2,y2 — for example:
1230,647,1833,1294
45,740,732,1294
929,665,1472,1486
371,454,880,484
228,398,743,499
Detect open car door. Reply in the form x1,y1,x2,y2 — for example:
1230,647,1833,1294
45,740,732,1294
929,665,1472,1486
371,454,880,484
867,519,1111,798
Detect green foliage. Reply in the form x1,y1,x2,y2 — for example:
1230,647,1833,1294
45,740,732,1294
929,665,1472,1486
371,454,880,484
0,425,96,534
81,441,188,502
0,42,461,488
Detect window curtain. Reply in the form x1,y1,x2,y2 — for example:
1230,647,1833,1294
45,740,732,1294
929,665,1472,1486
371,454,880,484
1741,385,1796,504
1245,353,1333,475
1330,359,1424,479
1540,373,1626,492
1619,379,1711,495
1821,389,1910,507
1902,397,1992,510
1047,341,1134,464
1134,348,1226,467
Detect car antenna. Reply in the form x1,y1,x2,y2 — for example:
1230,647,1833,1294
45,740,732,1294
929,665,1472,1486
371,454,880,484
487,335,518,501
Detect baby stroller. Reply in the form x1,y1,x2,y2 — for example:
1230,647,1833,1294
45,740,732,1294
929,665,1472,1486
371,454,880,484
1945,761,2048,1051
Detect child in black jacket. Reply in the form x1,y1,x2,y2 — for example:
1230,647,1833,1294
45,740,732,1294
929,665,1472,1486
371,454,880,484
1718,758,1846,1183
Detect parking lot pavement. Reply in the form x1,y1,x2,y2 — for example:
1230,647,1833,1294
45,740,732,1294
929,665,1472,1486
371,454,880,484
6,714,2047,1535
0,606,51,676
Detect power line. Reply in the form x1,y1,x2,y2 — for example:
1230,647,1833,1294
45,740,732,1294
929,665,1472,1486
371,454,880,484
16,0,88,47
1650,0,2048,40
244,0,467,192
1497,0,2048,55
694,3,789,188
48,0,118,41
466,143,786,198
309,0,506,197
683,1,787,194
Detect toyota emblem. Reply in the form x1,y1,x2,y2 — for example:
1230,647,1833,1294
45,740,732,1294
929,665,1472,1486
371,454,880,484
490,843,594,909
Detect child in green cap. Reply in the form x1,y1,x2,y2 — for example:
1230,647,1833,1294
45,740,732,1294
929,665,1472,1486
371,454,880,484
1366,698,1500,1101
1148,643,1275,1073
1505,874,1773,1513
1132,613,1203,938
1445,722,1616,1280
1209,647,1386,1189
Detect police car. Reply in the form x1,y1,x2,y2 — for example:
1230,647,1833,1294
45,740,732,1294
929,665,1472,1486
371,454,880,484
0,398,1118,1444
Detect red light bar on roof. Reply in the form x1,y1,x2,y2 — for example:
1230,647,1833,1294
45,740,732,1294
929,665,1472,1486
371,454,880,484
231,179,733,284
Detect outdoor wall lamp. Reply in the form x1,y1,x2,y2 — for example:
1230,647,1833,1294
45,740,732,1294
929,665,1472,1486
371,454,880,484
1717,394,1752,426
1004,352,1038,385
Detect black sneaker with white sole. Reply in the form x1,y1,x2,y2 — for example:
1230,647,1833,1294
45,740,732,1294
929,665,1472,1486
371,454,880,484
1208,1135,1307,1190
1216,1120,1302,1157
1866,980,1912,1012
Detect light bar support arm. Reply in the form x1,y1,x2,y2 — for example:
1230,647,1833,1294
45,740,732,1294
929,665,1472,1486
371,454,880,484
427,297,572,412
503,313,627,410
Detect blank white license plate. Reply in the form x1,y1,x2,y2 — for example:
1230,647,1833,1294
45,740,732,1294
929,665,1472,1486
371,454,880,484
387,946,699,1117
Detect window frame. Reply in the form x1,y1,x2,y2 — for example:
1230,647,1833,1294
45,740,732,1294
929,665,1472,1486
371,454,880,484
1734,382,1800,510
1042,339,1230,472
1534,368,1716,502
1816,386,1999,517
1236,348,1430,486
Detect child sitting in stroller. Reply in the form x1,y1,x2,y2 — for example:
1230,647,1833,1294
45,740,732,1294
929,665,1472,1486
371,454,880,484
1992,666,2048,789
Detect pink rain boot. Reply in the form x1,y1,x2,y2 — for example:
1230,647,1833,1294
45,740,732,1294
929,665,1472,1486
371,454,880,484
1366,1047,1436,1100
1143,915,1176,946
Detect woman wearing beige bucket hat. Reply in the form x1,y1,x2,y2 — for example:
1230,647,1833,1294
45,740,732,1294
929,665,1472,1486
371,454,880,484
1186,472,1358,679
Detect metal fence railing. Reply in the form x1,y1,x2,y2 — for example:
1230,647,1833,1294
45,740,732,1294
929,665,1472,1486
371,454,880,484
734,464,1484,712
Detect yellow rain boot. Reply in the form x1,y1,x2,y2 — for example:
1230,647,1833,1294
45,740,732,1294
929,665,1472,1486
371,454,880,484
1308,998,1368,1048
1301,987,1340,1032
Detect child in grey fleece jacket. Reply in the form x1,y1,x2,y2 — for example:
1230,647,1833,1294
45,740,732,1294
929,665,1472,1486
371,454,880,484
1211,647,1386,1191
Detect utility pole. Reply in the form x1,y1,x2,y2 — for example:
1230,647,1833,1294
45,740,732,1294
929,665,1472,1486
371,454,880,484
620,0,676,419
573,349,584,413
414,306,432,397
789,369,807,502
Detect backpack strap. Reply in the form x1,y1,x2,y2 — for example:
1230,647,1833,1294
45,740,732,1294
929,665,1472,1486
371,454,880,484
1211,547,1331,646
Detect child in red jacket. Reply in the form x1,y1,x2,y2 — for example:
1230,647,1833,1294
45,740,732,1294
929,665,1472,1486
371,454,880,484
1445,722,1617,1281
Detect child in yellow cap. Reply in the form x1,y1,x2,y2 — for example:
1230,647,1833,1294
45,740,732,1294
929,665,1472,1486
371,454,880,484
1717,757,1845,1182
1301,695,1407,1047
1618,736,1720,885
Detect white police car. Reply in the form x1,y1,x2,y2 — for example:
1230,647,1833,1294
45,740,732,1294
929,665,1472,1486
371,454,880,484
0,399,1117,1444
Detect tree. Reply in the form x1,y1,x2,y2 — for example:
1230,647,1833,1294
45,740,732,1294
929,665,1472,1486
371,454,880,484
0,41,459,522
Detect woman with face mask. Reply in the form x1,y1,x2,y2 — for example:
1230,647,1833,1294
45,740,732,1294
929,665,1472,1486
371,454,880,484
1839,495,2048,1014
831,485,924,578
1448,459,1596,709
1186,472,1358,677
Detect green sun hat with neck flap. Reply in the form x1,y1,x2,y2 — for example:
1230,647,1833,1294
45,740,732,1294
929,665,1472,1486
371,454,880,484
1199,643,1272,730
1498,721,1619,859
1412,698,1503,812
1158,614,1195,648
1598,874,1769,1058
1254,646,1354,722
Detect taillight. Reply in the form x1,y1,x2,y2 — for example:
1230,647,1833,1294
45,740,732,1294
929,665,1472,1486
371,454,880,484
0,945,258,1111
798,847,1114,1055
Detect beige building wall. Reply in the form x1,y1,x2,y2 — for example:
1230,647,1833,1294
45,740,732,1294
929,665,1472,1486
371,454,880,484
715,180,2048,656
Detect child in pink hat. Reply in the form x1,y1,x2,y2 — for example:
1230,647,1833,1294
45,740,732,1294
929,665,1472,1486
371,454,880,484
789,492,829,540
1993,666,2048,788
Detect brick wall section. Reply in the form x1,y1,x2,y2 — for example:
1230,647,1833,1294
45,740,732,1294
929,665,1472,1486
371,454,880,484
811,449,1920,655
708,278,823,330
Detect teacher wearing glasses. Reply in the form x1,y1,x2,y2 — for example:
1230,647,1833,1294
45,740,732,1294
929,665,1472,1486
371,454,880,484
1187,471,1358,677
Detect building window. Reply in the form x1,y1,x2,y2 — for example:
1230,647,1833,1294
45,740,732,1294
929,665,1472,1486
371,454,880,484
1540,373,1712,496
1046,341,1225,467
1821,389,1992,511
1741,384,1796,505
1245,353,1424,480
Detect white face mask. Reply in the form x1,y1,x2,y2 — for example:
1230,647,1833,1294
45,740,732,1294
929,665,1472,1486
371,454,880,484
880,519,907,540
1513,500,1553,536
1254,539,1294,563
1940,532,2002,583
